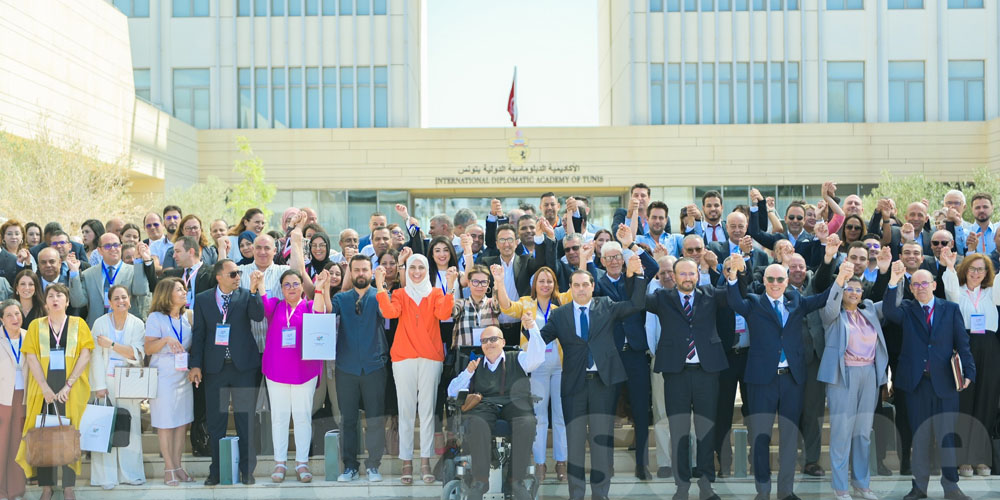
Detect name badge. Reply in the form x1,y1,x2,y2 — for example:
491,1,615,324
215,324,231,346
472,328,485,347
971,314,987,334
50,349,66,370
175,352,189,371
282,328,297,348
734,315,747,333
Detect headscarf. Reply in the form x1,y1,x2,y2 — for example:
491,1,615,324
307,232,331,278
236,230,256,266
281,207,301,230
404,254,433,306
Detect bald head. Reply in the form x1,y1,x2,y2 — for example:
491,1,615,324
763,263,789,300
726,211,748,241
37,247,62,281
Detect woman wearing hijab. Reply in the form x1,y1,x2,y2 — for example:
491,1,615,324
236,230,256,266
375,254,456,485
306,233,332,280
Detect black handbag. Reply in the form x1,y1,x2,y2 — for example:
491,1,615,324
111,406,131,448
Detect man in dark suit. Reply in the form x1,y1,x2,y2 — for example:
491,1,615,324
554,234,603,292
481,223,552,345
612,183,666,236
747,189,824,268
684,190,728,245
882,202,934,259
646,257,729,500
539,257,646,500
29,223,87,263
708,211,767,271
163,236,218,457
884,262,975,500
188,259,265,485
726,259,831,500
712,256,751,478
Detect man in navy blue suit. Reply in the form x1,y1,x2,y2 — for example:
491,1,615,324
884,261,975,500
726,259,831,500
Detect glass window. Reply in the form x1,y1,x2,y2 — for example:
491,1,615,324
769,62,783,123
827,61,864,123
788,0,799,7
684,63,698,124
686,0,698,9
374,0,387,14
357,0,371,15
339,0,353,14
113,0,150,17
701,63,714,124
238,68,252,128
888,0,922,7
827,0,863,8
318,191,349,240
788,62,800,123
374,66,388,127
173,0,209,16
323,67,337,127
889,61,924,122
255,0,268,15
650,0,664,11
650,63,664,125
340,67,355,127
323,0,337,14
667,63,681,124
172,69,210,128
272,68,287,128
666,0,679,11
272,0,285,15
702,0,714,10
238,0,250,15
948,0,983,7
306,67,321,128
255,68,269,127
348,191,377,233
735,0,748,9
357,68,372,128
307,0,320,14
949,60,985,121
752,62,765,124
133,69,151,101
289,68,303,128
718,63,732,124
719,0,732,9
290,0,302,15
752,0,764,9
735,62,749,124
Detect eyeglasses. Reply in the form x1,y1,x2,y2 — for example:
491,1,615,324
227,270,243,279
865,243,881,250
930,241,950,247
183,226,200,232
845,225,863,231
145,222,161,228
101,243,122,250
49,240,68,247
787,215,804,221
470,279,489,287
911,281,933,289
565,245,581,252
481,336,503,345
683,248,703,254
165,215,181,221
310,243,328,249
497,238,517,244
282,282,302,290
844,287,864,294
968,266,987,274
468,234,484,240
604,254,624,263
765,276,786,284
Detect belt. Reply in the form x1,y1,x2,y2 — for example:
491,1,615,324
684,363,702,370
223,358,233,365
731,346,748,356
622,344,637,352
585,372,599,379
776,367,790,375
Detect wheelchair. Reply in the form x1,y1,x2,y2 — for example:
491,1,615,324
440,345,541,500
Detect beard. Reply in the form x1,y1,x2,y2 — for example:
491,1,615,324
353,276,370,289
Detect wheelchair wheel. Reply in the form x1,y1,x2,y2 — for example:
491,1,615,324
441,478,465,500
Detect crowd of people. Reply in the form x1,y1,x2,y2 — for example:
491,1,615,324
0,182,995,500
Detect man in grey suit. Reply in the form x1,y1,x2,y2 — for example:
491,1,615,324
69,232,151,326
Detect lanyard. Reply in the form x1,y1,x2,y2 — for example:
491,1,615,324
169,315,183,343
437,270,447,293
103,262,121,287
470,297,485,326
538,299,552,322
49,318,65,348
285,298,302,328
3,326,20,364
183,263,200,291
967,287,984,310
925,305,935,326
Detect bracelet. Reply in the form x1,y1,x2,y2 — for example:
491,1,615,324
314,290,323,294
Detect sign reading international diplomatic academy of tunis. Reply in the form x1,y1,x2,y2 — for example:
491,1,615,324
434,130,606,187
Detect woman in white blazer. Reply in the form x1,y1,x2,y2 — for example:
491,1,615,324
818,264,890,500
0,299,27,500
88,285,146,489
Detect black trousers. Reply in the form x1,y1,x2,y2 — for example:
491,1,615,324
336,367,387,470
619,347,651,469
747,372,803,497
907,376,960,494
664,366,720,488
714,347,748,471
563,374,618,500
205,362,257,480
464,402,535,481
799,357,825,465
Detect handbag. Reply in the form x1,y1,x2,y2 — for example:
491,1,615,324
111,403,131,448
79,398,116,453
23,403,81,467
113,366,158,399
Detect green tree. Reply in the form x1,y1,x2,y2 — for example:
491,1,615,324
226,136,276,222
156,176,231,225
863,166,1000,222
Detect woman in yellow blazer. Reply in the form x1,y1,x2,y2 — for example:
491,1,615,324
491,265,571,483
17,283,93,500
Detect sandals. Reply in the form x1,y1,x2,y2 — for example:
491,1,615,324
555,461,567,482
295,463,313,483
421,462,435,484
164,469,179,487
271,463,287,483
400,461,413,485
534,462,547,482
176,468,195,483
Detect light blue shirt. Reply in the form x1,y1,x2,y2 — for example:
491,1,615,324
956,221,997,256
636,231,684,257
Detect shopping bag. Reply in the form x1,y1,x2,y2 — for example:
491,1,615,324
79,399,116,453
220,436,240,485
302,313,337,360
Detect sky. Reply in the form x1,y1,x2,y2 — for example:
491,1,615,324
422,0,599,128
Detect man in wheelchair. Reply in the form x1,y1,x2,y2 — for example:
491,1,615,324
446,313,546,500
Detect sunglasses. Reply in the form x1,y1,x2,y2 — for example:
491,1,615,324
481,336,503,345
145,222,161,228
355,297,364,315
282,282,301,290
865,243,881,249
930,241,950,247
49,240,69,247
765,276,786,284
845,225,863,231
911,281,933,289
787,215,804,221
470,279,489,287
227,270,243,279
165,215,181,221
101,243,122,250
565,245,581,252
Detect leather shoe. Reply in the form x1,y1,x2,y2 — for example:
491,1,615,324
657,466,673,478
943,488,972,500
701,494,721,500
635,467,651,480
240,473,255,485
903,487,927,500
753,494,769,500
203,476,220,486
876,461,891,476
672,487,689,500
802,462,824,477
780,494,801,500
716,468,728,478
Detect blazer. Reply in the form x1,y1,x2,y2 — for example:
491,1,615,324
686,220,729,246
888,226,934,259
189,287,265,374
727,278,832,385
88,313,145,392
817,282,890,388
646,285,730,374
882,286,976,400
163,263,218,295
594,252,660,350
555,259,603,293
30,240,87,265
747,199,824,268
0,249,20,289
0,329,26,406
69,260,151,326
162,245,219,269
539,276,647,397
708,240,768,272
481,238,552,297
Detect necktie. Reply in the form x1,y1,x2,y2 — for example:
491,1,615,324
923,305,931,328
183,267,191,283
683,295,693,320
580,307,593,370
684,295,696,360
773,299,786,364
709,224,719,242
222,293,233,359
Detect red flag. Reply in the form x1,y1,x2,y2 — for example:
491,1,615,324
507,67,518,127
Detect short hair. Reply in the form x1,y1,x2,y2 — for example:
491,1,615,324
370,211,386,219
213,259,235,277
673,257,699,273
682,234,705,247
517,213,537,226
629,183,651,197
701,190,723,205
453,208,477,228
339,228,359,242
944,189,966,205
162,205,183,217
957,253,996,286
496,223,517,237
466,264,490,280
518,202,536,213
349,253,372,269
846,276,864,287
861,233,881,242
107,284,130,303
571,269,595,285
45,283,70,300
0,299,21,318
539,191,556,200
647,200,669,217
303,223,326,236
563,233,583,246
430,214,452,228
846,241,867,253
971,192,994,205
901,240,923,252
121,242,136,253
176,235,202,256
279,269,304,286
601,241,623,257
785,202,806,215
43,222,62,238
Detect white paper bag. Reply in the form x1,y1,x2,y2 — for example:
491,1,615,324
79,401,115,453
301,313,337,361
